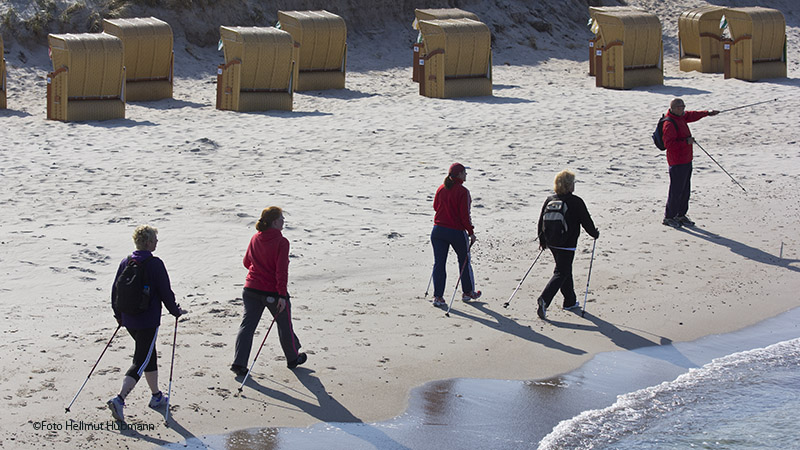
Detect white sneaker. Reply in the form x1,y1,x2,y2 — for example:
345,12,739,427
107,396,125,421
563,303,581,311
148,391,168,409
461,291,482,302
432,297,446,307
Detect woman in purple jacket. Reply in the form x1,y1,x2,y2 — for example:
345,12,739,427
107,225,183,422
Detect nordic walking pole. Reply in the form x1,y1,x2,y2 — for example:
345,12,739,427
718,98,777,114
503,248,545,308
237,316,277,393
424,271,433,298
164,316,178,426
65,324,121,413
581,240,597,318
445,241,475,317
693,139,746,192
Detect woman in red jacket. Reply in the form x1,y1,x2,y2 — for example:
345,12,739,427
430,163,481,307
231,206,306,376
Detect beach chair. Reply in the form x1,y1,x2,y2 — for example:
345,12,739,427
103,17,174,102
1,35,6,109
723,7,786,81
216,26,295,112
47,33,125,121
417,18,492,99
412,8,480,82
678,6,726,73
589,7,663,89
276,10,346,91
587,6,640,76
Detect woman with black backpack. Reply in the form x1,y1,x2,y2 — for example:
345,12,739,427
108,225,184,422
536,170,599,320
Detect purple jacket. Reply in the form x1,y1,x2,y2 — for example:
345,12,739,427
111,250,181,330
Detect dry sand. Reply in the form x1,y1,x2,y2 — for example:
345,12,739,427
1,0,799,448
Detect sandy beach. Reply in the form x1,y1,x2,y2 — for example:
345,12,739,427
1,0,799,448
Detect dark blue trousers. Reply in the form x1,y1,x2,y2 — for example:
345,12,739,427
665,162,692,219
430,226,474,298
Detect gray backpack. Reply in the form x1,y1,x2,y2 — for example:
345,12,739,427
543,199,569,247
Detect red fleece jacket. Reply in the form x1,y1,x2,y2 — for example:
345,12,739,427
243,228,290,297
663,109,710,166
433,179,474,235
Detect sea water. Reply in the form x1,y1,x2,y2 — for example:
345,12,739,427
162,307,800,450
539,337,800,450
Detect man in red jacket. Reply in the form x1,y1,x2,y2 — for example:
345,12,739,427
662,98,719,228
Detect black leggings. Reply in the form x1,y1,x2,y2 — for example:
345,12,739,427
125,327,158,380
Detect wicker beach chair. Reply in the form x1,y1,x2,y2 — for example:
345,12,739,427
589,7,663,89
417,18,492,99
103,17,174,102
47,33,125,121
412,9,480,82
216,26,295,112
723,7,787,81
276,10,346,91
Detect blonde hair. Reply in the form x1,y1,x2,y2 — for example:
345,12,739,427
256,206,283,232
553,170,575,195
132,225,158,250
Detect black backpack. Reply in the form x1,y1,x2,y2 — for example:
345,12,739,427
542,198,569,247
113,257,152,315
652,115,676,151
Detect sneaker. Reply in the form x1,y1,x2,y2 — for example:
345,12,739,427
462,291,482,302
107,396,125,422
230,364,249,377
432,297,446,307
287,352,307,369
676,216,695,227
662,217,682,228
148,391,168,409
563,303,581,311
537,298,547,320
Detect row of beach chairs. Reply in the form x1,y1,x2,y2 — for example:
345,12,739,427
588,5,787,89
0,6,788,119
2,8,496,119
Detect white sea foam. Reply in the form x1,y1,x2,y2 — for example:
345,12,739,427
538,338,800,450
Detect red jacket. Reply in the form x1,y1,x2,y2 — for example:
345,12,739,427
433,179,474,235
663,110,710,166
243,228,289,297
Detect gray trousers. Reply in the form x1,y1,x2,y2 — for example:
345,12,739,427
233,288,301,367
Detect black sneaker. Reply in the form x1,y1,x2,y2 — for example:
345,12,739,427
537,298,547,320
676,216,695,227
287,352,307,369
662,217,682,228
230,364,249,377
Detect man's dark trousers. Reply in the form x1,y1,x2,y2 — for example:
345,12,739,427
665,162,692,219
